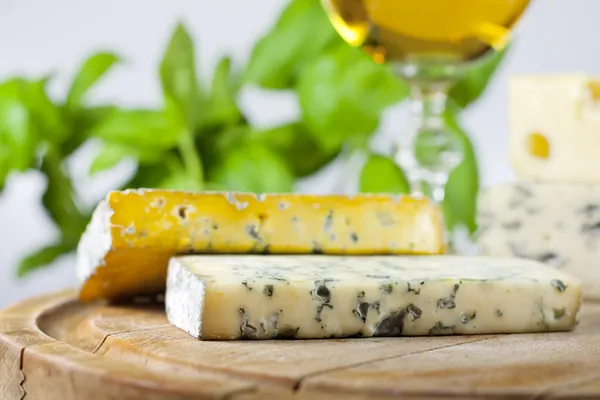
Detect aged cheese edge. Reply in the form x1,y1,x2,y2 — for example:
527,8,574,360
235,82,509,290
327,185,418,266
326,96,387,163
76,197,114,284
165,258,204,339
90,187,436,206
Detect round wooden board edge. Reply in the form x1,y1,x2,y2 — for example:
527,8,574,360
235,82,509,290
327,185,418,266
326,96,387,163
0,290,257,400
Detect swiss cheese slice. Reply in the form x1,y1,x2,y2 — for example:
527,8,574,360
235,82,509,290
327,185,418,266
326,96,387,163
165,255,582,340
77,190,445,302
509,74,600,182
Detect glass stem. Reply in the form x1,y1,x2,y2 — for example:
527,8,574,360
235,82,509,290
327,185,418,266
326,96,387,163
411,84,449,203
394,81,462,204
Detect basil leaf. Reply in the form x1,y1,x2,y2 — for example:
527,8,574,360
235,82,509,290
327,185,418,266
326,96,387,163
26,78,67,142
250,123,341,177
449,46,509,109
165,93,204,185
66,52,120,110
158,170,203,191
209,144,295,193
199,124,248,172
160,23,204,130
0,96,35,172
204,56,242,128
121,151,202,191
40,148,88,243
298,44,408,151
359,153,410,194
441,102,479,234
91,108,184,150
124,163,172,190
89,141,164,176
63,105,116,155
0,77,66,143
0,131,9,191
17,242,75,278
89,143,130,175
244,0,340,89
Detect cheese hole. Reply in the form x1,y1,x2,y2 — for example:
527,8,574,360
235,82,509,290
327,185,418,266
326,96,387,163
587,81,600,101
526,132,550,159
178,206,188,219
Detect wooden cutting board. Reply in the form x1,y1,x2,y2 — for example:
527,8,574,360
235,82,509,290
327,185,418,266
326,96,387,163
1,290,600,400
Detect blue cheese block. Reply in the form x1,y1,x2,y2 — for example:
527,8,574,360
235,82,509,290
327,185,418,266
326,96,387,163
165,255,582,340
477,181,600,300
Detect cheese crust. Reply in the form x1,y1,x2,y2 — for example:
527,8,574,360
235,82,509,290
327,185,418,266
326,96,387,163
77,190,445,302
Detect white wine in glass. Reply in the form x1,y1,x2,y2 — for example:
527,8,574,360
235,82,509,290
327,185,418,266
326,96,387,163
321,0,531,202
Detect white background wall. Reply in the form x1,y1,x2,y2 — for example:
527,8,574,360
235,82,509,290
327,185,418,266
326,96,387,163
1,0,600,307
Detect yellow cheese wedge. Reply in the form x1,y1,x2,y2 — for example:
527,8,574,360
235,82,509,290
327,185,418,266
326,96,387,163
76,190,445,302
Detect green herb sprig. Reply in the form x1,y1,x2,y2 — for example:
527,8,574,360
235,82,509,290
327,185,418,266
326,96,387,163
0,0,507,276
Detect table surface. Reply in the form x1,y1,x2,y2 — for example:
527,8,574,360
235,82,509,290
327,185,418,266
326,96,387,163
1,290,599,400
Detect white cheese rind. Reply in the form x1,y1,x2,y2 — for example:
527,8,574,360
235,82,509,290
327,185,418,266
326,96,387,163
509,74,600,182
75,199,113,283
477,181,600,300
165,255,582,340
165,258,205,339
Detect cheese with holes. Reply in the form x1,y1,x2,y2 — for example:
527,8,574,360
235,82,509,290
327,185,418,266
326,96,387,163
165,255,582,340
76,190,445,302
509,74,600,182
477,181,600,300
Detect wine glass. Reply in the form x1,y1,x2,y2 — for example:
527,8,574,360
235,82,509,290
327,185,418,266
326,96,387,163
321,0,531,203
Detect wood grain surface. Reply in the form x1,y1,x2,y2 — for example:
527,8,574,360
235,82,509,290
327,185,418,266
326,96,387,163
1,290,599,400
